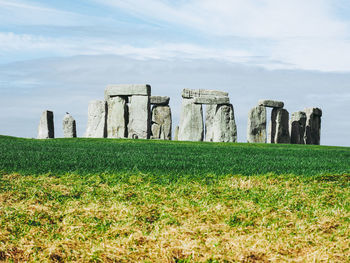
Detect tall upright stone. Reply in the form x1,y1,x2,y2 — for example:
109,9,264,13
290,111,306,144
63,113,76,138
205,104,237,142
107,96,127,138
37,110,54,139
151,106,172,140
178,99,204,141
128,95,151,139
271,108,290,144
85,100,107,138
304,108,322,145
247,106,266,143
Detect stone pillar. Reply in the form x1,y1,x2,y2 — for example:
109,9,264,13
84,100,107,138
304,108,322,145
273,108,290,144
151,106,172,140
107,96,127,138
128,95,151,139
37,110,54,139
247,106,266,143
178,98,204,141
205,104,237,142
290,111,306,144
63,113,76,138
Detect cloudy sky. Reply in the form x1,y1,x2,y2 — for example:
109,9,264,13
0,0,350,146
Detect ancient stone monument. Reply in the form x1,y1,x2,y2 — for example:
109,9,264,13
248,99,290,144
247,106,266,143
104,84,151,139
63,113,77,138
290,111,306,144
304,108,322,145
84,100,107,138
178,89,237,142
248,100,322,145
37,110,54,139
150,96,172,140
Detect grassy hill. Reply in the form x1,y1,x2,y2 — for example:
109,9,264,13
0,136,349,262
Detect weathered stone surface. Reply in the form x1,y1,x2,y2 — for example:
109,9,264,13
193,96,230,105
247,106,266,143
178,99,204,141
174,126,179,141
290,111,306,144
150,96,170,106
128,95,151,139
107,96,127,138
105,84,151,98
151,106,172,140
84,100,107,138
304,107,322,145
205,104,237,142
182,89,228,99
270,108,290,144
37,110,54,139
63,113,76,138
258,99,284,108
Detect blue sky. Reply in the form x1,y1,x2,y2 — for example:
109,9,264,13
0,0,350,146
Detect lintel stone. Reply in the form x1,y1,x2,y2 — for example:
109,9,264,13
150,96,170,105
182,89,228,99
193,96,230,105
258,99,284,108
105,84,151,98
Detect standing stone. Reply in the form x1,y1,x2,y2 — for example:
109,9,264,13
174,126,179,141
205,104,237,142
107,96,127,138
62,113,76,138
128,95,151,139
178,99,204,141
151,106,172,140
247,106,266,143
304,108,322,145
37,110,54,139
150,96,170,106
290,111,306,144
271,108,290,144
84,100,107,138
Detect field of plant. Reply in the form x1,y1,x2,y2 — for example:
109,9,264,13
0,136,349,262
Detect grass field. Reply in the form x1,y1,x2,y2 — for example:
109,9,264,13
0,136,349,262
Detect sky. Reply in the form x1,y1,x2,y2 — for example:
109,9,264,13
0,0,350,146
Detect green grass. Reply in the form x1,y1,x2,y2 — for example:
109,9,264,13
0,136,349,262
0,135,349,179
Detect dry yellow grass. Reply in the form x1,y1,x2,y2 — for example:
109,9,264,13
0,173,349,262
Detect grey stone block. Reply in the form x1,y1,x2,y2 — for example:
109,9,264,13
290,111,306,144
150,96,170,106
37,110,54,139
151,105,172,140
193,96,230,105
247,106,266,143
304,108,322,145
84,100,107,138
205,104,237,142
182,89,228,99
128,95,151,139
258,99,284,108
105,84,151,98
63,113,76,138
107,96,127,138
178,99,204,141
